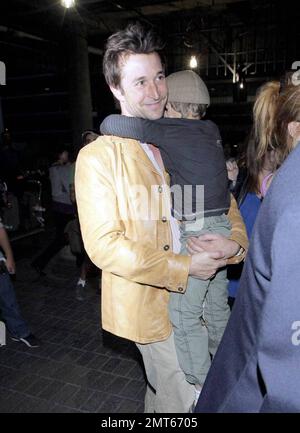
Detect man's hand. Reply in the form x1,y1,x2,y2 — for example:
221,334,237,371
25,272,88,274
187,233,240,259
226,159,239,183
5,256,16,274
189,250,227,280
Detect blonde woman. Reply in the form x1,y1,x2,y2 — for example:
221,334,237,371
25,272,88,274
227,81,281,306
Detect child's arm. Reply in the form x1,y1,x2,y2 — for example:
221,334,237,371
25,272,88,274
100,114,163,147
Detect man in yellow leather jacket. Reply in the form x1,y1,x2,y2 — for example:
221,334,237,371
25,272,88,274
75,22,248,413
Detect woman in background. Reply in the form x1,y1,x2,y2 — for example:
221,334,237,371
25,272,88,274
195,79,300,414
227,81,281,307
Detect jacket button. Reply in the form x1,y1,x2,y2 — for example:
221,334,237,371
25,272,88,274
162,216,167,222
158,185,163,193
164,245,170,251
178,287,183,292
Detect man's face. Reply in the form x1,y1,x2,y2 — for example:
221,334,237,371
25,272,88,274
111,52,167,120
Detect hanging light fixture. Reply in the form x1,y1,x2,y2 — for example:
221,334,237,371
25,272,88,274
189,56,198,69
61,0,75,8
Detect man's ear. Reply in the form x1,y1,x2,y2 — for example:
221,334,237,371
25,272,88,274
110,86,124,103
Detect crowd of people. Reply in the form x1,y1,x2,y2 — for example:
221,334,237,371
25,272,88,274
195,73,300,413
1,20,300,412
0,130,100,349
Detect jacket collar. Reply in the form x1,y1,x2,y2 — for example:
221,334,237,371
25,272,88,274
118,137,162,176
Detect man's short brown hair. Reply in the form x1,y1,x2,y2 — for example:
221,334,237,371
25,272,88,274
103,22,165,89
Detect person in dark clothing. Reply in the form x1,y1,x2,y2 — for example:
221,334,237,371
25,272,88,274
69,130,99,300
31,146,74,276
0,129,22,195
100,70,248,396
0,217,40,347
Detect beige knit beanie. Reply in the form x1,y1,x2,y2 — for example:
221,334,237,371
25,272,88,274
166,70,210,106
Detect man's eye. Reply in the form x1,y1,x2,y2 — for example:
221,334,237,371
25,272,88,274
136,80,145,86
157,74,165,81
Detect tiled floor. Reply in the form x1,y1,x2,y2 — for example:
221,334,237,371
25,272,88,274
0,233,146,413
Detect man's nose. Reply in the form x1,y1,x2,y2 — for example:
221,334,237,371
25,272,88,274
147,82,160,99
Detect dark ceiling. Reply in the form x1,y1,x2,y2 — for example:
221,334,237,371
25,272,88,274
0,1,254,40
1,0,293,46
1,0,298,80
0,0,299,149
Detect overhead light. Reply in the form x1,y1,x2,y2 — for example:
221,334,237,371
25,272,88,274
239,77,246,90
189,56,197,69
61,0,75,8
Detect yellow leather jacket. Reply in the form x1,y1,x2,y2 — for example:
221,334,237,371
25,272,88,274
75,136,248,343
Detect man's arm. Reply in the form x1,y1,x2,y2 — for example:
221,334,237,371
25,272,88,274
0,226,16,274
227,194,248,262
75,143,226,292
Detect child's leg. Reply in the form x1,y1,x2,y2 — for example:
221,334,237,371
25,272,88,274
169,276,211,386
169,226,211,386
204,267,230,356
202,215,231,356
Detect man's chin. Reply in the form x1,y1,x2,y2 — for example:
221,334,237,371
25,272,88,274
144,109,164,120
